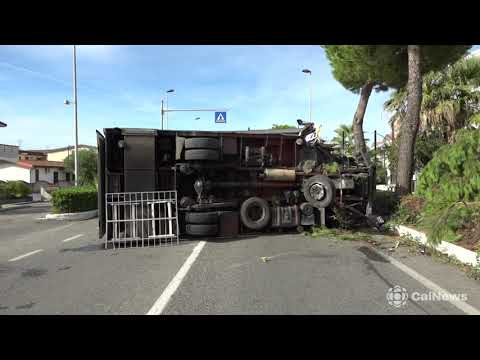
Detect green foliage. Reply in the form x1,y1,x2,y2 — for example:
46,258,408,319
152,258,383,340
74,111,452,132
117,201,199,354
64,149,98,186
272,124,296,129
391,194,426,225
373,190,400,217
310,226,373,242
385,55,480,144
392,129,480,245
0,181,31,199
331,124,355,157
322,45,408,93
385,130,447,177
51,185,98,213
324,162,339,175
417,129,480,205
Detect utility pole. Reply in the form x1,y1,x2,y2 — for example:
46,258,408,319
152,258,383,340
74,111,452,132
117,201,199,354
302,69,312,122
73,45,79,186
161,99,164,130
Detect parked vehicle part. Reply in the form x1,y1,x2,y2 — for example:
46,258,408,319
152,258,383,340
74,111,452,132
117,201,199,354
302,175,335,208
332,177,355,190
180,196,196,208
299,203,315,226
271,205,300,228
240,197,271,230
299,202,314,216
185,137,219,150
185,211,218,224
185,224,218,236
185,149,219,161
262,168,296,182
218,211,240,237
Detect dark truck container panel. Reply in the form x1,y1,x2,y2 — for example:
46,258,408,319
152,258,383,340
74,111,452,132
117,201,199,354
97,122,375,240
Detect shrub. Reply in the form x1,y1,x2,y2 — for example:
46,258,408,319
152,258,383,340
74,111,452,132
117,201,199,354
51,185,98,213
391,130,480,245
374,190,401,217
0,181,31,199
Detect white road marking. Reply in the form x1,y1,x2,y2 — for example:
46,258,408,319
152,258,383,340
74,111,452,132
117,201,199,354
62,234,83,243
147,241,206,315
368,245,480,315
8,249,44,262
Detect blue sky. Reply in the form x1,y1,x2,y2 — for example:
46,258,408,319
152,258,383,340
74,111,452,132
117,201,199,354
1,45,479,149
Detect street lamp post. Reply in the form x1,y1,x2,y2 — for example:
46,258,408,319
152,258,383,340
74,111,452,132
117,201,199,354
302,69,312,122
165,89,174,130
64,45,79,186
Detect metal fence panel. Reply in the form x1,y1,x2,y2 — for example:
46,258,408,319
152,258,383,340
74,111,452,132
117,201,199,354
105,191,179,249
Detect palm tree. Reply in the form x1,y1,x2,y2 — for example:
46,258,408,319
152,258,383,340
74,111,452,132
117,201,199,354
385,56,480,143
331,124,354,157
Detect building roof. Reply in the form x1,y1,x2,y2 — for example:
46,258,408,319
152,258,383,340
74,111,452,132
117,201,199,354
17,160,65,169
24,144,96,153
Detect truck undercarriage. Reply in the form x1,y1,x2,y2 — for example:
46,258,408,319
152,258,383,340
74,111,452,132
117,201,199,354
97,122,376,245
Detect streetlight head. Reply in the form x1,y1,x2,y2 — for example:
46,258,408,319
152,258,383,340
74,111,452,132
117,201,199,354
167,89,175,93
302,69,312,74
195,117,200,120
64,99,71,105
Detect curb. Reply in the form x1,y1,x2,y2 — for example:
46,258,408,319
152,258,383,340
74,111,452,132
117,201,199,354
0,205,31,213
44,209,98,221
396,225,479,267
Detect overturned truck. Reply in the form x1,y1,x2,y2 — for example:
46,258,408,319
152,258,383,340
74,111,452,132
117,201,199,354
97,120,376,247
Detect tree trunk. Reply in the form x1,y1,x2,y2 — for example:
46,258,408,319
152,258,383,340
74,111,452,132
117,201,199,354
396,45,423,195
352,81,374,166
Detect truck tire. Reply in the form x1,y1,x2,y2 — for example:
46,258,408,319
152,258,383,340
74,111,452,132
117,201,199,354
185,224,218,236
302,175,335,208
185,211,218,224
185,137,219,150
185,149,219,161
240,197,271,230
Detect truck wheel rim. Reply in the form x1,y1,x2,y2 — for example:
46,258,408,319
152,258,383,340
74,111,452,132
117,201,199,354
309,183,326,201
247,204,265,222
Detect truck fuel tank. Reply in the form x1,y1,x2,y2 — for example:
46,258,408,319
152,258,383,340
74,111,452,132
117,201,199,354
263,168,296,182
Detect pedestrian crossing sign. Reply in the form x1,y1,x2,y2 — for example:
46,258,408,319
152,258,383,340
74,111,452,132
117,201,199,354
215,112,226,123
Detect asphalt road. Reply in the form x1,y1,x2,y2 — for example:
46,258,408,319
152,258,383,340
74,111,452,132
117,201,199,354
1,203,480,314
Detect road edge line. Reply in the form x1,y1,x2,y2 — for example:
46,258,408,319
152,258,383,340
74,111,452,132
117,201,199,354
62,234,84,243
368,245,480,315
147,241,206,315
8,249,44,262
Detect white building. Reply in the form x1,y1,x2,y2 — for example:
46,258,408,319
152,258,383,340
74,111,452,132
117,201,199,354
0,147,73,191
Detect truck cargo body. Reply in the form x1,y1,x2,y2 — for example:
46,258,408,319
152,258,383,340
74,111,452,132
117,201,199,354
97,126,374,242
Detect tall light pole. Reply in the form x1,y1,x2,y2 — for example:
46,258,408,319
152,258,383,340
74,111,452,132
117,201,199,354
64,45,79,186
166,89,174,130
73,45,79,186
302,69,312,122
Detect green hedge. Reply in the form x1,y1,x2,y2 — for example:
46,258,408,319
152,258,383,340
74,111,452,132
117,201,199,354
0,181,32,199
51,185,98,213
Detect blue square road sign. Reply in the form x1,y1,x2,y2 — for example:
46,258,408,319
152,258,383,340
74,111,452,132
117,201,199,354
215,112,226,123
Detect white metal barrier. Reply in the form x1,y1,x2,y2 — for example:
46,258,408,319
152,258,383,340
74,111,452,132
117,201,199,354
105,191,179,249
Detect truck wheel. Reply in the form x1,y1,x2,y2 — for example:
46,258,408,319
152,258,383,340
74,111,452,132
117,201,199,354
185,224,218,236
240,197,271,230
185,211,218,224
185,149,219,161
185,137,219,150
302,175,335,208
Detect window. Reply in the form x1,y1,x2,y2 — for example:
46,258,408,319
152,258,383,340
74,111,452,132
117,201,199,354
66,172,71,182
53,172,58,184
35,169,39,182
